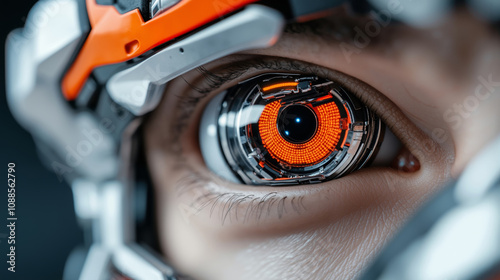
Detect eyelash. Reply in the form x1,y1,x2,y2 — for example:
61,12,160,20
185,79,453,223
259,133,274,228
175,169,307,224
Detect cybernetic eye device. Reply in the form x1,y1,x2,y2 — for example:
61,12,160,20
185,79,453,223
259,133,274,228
6,0,500,279
200,74,382,185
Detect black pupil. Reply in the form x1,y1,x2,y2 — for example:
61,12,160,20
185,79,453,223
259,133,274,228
278,105,318,143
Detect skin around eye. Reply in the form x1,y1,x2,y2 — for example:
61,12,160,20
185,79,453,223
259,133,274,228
144,59,453,279
143,9,500,280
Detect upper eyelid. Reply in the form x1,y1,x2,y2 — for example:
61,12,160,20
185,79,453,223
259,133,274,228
189,57,318,95
177,56,385,137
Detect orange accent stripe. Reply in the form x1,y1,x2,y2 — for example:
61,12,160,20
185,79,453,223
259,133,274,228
262,82,298,92
62,0,257,100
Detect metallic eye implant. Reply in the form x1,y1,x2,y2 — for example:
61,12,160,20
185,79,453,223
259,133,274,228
200,74,383,185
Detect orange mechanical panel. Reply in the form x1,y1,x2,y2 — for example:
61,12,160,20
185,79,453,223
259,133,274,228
262,82,299,92
258,99,343,166
62,0,257,100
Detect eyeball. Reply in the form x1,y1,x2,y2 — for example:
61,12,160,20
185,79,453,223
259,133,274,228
199,73,383,185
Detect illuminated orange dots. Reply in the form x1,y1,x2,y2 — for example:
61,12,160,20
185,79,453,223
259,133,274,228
262,82,298,92
258,100,343,166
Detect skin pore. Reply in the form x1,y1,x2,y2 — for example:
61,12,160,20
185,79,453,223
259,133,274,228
144,7,500,280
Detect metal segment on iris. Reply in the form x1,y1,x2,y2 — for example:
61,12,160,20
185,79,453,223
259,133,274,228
208,73,381,185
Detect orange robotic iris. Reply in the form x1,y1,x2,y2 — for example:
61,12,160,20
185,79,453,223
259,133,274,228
258,98,342,166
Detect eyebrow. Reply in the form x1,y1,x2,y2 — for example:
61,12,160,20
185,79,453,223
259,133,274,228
182,9,397,95
186,15,389,95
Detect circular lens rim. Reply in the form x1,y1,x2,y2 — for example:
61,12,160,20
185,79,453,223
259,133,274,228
216,73,383,185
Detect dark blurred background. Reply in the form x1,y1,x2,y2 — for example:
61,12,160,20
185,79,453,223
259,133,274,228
0,1,83,279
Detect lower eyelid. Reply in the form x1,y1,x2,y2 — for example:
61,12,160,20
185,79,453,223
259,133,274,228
174,171,307,227
169,158,425,233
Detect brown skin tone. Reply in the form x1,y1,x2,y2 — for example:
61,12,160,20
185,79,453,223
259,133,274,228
144,8,500,280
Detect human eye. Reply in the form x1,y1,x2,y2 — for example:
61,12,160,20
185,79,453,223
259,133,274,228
144,55,437,225
199,72,386,185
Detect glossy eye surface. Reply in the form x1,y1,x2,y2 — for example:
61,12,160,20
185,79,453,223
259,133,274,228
200,73,384,185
